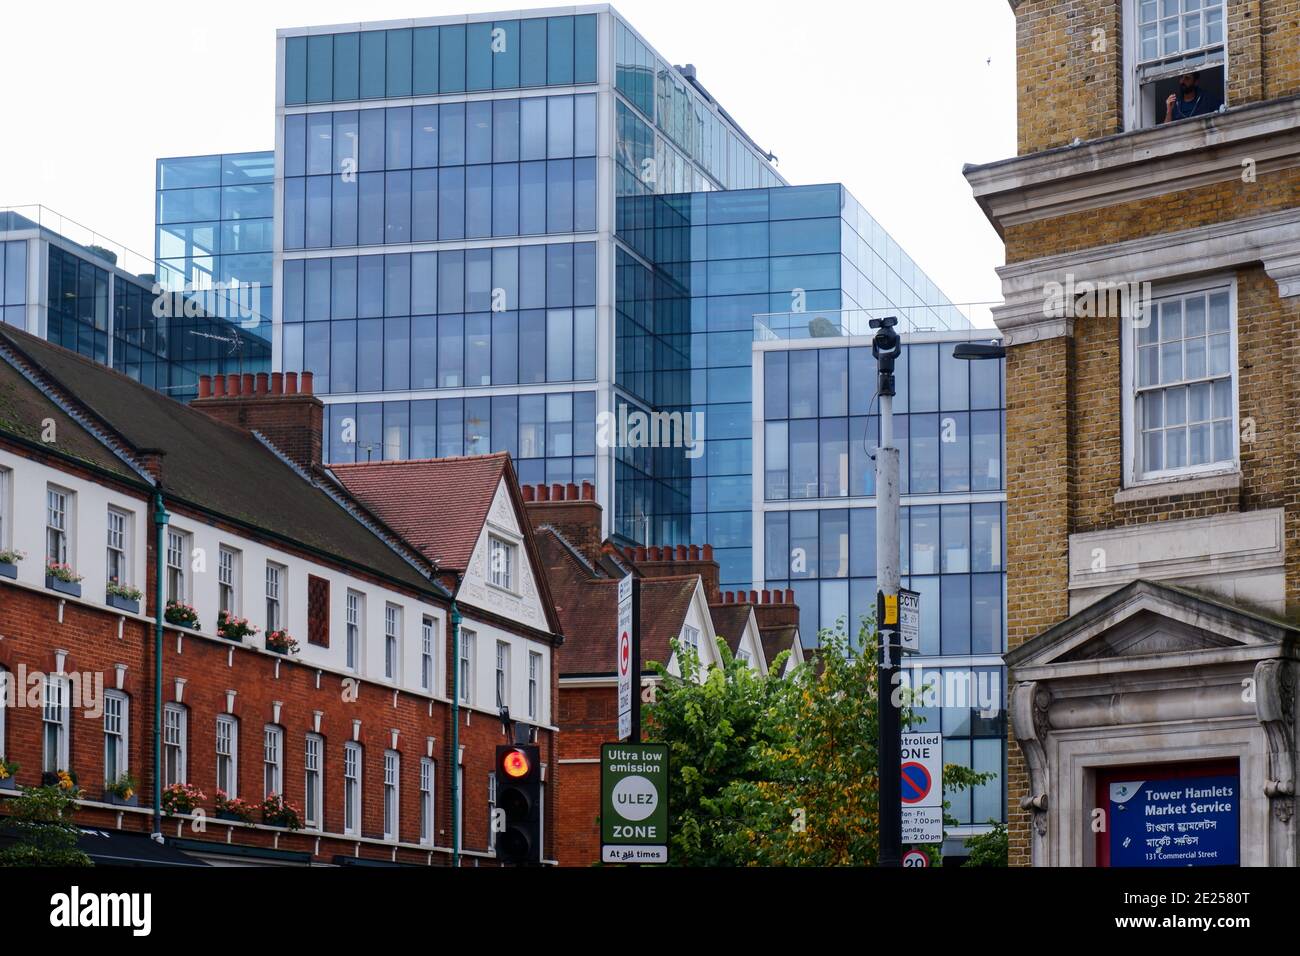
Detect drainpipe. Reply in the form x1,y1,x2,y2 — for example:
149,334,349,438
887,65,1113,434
151,491,170,842
450,573,462,868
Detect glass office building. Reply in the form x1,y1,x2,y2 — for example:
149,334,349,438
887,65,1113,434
155,150,276,387
274,7,786,492
754,327,1007,841
1,206,266,398
614,184,971,587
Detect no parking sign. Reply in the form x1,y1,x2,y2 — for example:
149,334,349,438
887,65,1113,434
901,732,943,844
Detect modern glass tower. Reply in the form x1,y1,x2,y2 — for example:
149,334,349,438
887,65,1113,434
272,6,972,579
272,8,785,488
615,184,973,587
753,325,1007,845
0,206,266,398
155,150,276,389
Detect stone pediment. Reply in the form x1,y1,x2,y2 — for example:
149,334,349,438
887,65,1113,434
1057,611,1240,662
1006,580,1296,674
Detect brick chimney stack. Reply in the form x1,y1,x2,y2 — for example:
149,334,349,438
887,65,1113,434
715,588,800,629
626,544,722,603
193,371,324,473
521,482,603,566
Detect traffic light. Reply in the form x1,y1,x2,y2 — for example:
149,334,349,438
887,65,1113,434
494,744,541,864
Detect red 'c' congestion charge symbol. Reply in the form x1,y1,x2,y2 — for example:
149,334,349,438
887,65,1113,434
619,632,631,675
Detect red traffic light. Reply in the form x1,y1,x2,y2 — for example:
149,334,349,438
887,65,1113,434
502,749,531,779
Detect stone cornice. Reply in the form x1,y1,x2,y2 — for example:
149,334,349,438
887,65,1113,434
965,95,1300,235
992,207,1300,344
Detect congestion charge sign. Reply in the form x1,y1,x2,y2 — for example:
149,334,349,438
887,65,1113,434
1107,773,1240,867
601,743,669,864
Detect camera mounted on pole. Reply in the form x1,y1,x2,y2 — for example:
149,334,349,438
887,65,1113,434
870,315,901,398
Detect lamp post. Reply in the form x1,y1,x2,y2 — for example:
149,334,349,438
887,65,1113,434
871,316,903,868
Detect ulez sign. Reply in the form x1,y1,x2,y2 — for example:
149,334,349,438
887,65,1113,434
601,743,669,864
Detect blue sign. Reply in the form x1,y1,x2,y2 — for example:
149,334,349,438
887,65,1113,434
901,763,932,805
1108,773,1239,867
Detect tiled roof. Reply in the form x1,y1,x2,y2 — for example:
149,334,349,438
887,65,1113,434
760,625,801,671
0,354,139,482
709,604,753,656
537,528,699,676
331,455,509,572
0,325,437,596
334,454,562,637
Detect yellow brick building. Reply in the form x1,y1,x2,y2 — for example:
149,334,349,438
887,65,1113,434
966,0,1300,867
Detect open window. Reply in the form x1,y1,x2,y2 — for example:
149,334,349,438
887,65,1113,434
1128,0,1226,130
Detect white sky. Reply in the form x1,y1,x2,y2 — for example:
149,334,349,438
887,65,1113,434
0,0,1014,326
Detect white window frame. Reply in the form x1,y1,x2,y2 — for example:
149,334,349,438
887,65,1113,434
343,742,362,836
106,508,130,588
218,546,240,616
421,616,436,692
680,624,701,655
265,562,285,632
103,691,128,786
385,603,402,682
528,651,541,720
1123,0,1228,130
346,590,363,673
42,675,69,774
304,734,323,829
489,535,517,592
166,529,189,604
496,641,510,711
420,758,435,846
460,630,476,705
264,725,283,798
216,714,238,796
383,750,400,841
0,468,10,551
45,485,72,567
0,668,7,762
488,772,498,851
1121,275,1239,488
163,703,187,787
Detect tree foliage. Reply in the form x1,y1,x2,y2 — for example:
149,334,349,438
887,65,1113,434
0,785,93,867
645,619,990,867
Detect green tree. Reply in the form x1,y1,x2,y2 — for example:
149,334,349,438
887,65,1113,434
0,785,93,867
649,617,993,867
963,821,1009,866
644,639,791,867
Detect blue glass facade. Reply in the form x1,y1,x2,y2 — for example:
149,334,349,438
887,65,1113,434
613,183,971,587
756,334,1007,828
283,15,599,106
155,151,275,391
2,207,267,400
282,95,598,249
0,239,27,328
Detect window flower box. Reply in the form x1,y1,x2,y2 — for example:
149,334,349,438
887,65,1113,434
0,759,20,791
216,610,258,644
215,790,257,823
265,630,299,656
45,561,82,598
160,782,205,816
0,549,23,580
260,793,303,830
41,769,80,794
106,581,142,615
164,600,199,630
104,773,138,807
